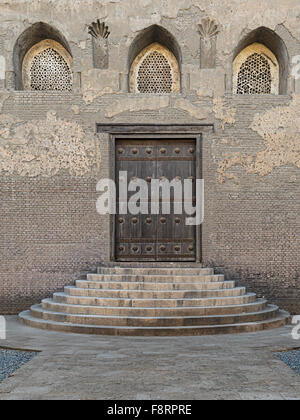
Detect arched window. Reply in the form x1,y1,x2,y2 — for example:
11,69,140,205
130,43,180,94
233,43,279,94
22,39,72,91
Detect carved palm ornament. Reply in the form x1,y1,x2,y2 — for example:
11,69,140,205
197,17,219,68
88,20,110,40
197,17,219,39
88,19,110,69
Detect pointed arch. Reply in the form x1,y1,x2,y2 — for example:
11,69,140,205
128,25,182,93
233,43,279,94
233,27,289,94
22,40,72,91
13,22,72,90
130,42,180,94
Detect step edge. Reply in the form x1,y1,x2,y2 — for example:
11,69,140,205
30,304,279,320
19,310,290,330
53,291,256,302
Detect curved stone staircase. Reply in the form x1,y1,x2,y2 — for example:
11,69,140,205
19,265,290,336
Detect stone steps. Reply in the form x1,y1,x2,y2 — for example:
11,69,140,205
65,285,245,299
97,267,214,276
76,279,231,290
29,304,280,327
40,298,269,317
19,310,290,336
100,263,205,268
19,265,291,336
87,274,224,283
52,291,257,308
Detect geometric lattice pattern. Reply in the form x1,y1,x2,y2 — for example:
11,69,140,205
237,53,271,94
137,51,173,94
30,48,72,91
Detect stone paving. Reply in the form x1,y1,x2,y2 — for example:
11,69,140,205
0,316,300,400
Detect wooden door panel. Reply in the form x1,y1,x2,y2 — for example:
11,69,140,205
155,140,196,261
116,139,196,262
116,141,157,261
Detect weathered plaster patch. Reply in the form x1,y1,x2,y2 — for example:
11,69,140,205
128,0,192,30
72,106,80,115
129,15,161,33
105,96,170,118
174,98,211,120
218,95,300,183
81,69,120,104
0,111,97,177
0,56,5,80
188,68,225,98
196,87,213,98
0,94,10,112
83,86,115,104
77,41,87,50
217,153,254,185
213,97,236,130
250,95,300,175
220,137,239,146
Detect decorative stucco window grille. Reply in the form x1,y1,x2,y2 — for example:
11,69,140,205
130,43,180,93
22,39,72,91
233,43,279,95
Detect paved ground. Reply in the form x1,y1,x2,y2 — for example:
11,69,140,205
0,316,300,400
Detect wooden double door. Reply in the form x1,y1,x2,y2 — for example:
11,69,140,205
115,138,197,262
